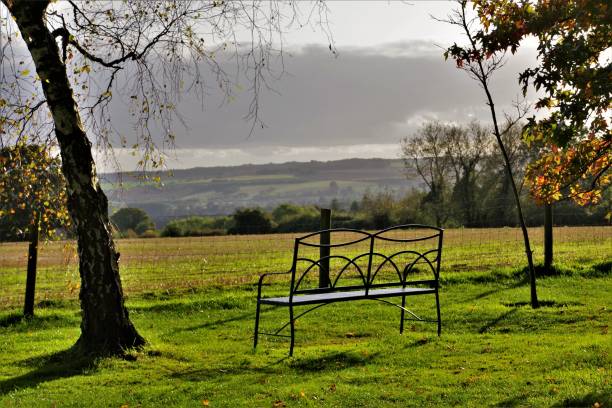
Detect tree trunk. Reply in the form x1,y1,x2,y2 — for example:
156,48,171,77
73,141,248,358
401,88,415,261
482,93,539,308
544,204,553,271
23,212,40,318
8,0,145,353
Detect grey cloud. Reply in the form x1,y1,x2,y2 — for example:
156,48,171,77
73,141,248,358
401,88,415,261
107,42,537,151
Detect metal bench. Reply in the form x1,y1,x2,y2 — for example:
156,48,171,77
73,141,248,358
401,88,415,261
254,224,444,356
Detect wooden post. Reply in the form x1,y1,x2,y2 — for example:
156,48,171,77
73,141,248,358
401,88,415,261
24,212,40,318
544,203,553,270
319,208,331,288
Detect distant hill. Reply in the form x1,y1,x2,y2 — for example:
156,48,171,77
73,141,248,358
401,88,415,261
101,158,420,226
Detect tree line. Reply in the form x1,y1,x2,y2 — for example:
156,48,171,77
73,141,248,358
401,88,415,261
105,120,608,238
2,124,608,243
110,194,608,240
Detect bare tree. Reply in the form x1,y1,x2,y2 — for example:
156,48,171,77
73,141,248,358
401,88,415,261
443,0,539,307
447,120,494,226
401,121,454,227
0,0,332,353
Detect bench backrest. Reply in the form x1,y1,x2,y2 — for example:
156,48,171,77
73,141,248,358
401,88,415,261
289,224,443,296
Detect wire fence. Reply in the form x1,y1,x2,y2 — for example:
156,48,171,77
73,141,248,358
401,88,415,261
0,225,610,310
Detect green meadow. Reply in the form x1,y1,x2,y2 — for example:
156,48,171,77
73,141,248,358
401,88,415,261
0,227,610,407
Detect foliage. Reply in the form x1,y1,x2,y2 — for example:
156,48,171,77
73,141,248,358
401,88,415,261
443,1,544,308
160,216,230,237
151,187,608,238
359,189,399,228
0,143,70,241
1,0,333,352
110,207,155,237
401,121,532,227
0,1,332,169
229,208,273,235
466,0,611,205
271,204,321,233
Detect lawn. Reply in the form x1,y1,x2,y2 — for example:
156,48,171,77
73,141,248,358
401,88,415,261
0,228,610,407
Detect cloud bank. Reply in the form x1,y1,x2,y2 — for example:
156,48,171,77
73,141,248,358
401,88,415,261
102,41,538,170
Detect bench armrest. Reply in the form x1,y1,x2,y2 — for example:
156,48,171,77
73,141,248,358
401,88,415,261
256,271,292,300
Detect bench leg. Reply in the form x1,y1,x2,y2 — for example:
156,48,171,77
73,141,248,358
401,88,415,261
254,300,261,350
289,305,295,357
435,290,442,336
400,295,406,334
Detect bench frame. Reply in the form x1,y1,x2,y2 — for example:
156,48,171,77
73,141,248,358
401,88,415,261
254,224,444,356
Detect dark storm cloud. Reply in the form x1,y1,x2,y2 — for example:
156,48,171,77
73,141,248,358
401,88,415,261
108,41,537,150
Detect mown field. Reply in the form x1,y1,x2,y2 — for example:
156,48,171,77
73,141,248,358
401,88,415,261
0,227,610,407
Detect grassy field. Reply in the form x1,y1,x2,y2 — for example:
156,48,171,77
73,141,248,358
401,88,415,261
0,226,610,308
0,227,610,406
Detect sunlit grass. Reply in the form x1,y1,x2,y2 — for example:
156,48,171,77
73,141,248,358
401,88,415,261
0,226,610,309
0,260,609,407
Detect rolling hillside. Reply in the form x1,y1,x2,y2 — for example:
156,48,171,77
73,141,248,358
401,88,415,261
101,158,420,226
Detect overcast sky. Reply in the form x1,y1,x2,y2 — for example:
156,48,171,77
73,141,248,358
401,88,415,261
98,1,539,171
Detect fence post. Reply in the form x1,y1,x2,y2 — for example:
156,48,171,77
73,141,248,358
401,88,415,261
24,212,40,318
544,203,553,270
319,208,331,288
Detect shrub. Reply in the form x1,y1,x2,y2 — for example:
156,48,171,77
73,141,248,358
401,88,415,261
161,216,231,237
111,207,155,235
229,208,272,235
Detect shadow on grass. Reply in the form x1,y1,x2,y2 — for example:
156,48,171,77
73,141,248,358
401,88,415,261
551,391,611,407
289,351,379,372
404,336,435,348
502,300,583,308
0,348,99,396
0,313,24,327
497,390,612,408
479,308,519,334
523,261,611,279
169,351,377,383
174,311,253,333
590,261,611,277
0,313,76,331
130,298,245,314
169,356,292,382
468,280,525,302
494,394,530,407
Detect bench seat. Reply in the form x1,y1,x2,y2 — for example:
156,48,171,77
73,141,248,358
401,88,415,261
261,286,436,306
253,225,444,355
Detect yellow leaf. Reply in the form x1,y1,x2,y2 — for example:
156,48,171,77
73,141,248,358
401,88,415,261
202,400,209,406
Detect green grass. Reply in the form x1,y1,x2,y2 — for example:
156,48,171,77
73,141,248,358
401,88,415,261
0,260,610,407
1,226,610,308
0,228,610,406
